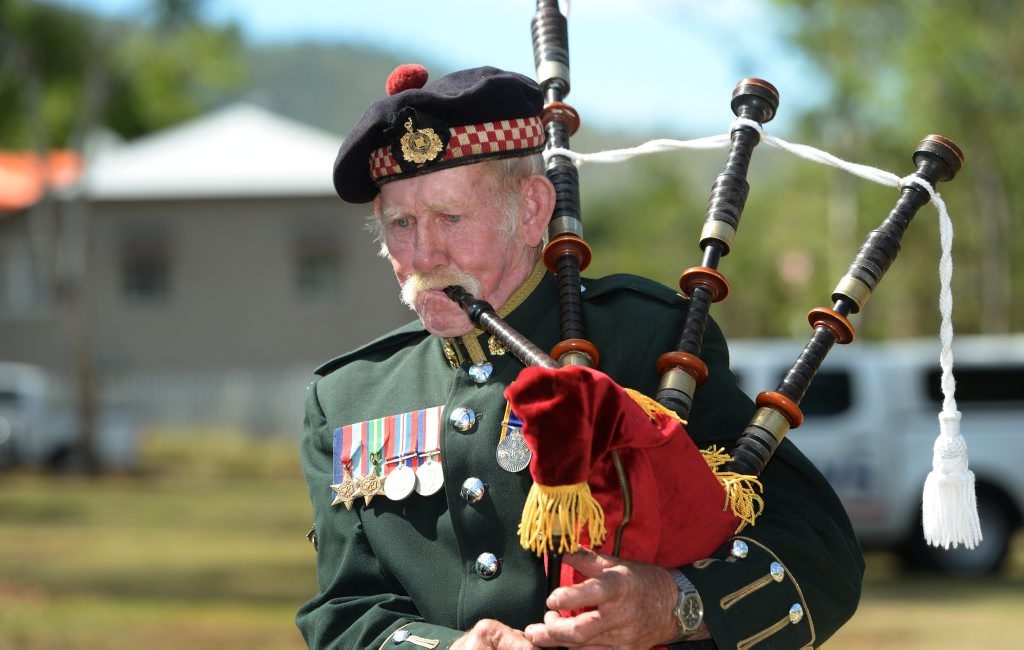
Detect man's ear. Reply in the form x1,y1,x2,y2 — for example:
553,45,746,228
519,173,556,247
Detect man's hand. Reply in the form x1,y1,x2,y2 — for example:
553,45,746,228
522,549,687,649
450,619,539,650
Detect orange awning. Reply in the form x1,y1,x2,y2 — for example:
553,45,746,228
0,150,82,213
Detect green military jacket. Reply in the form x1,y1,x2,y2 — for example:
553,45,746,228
297,266,863,649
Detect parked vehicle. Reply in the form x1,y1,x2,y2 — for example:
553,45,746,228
726,335,1024,576
0,361,137,471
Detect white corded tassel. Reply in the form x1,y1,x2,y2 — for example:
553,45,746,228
914,179,981,549
922,411,981,548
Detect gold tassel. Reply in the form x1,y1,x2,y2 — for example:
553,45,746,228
701,445,765,532
518,482,607,556
625,388,685,424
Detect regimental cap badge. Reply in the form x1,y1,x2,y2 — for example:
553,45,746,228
384,106,451,174
399,115,443,165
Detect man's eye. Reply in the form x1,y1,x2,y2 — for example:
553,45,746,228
446,214,461,223
393,217,411,228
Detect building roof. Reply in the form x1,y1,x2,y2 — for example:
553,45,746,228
83,103,343,200
0,151,82,213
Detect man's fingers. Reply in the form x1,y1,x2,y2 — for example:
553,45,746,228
546,550,624,610
560,548,612,576
524,609,602,647
452,619,538,649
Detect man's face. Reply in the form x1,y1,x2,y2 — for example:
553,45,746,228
376,163,546,338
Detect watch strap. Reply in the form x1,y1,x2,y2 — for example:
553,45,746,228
667,568,703,641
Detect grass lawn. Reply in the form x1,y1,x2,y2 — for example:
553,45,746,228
1,430,1022,648
0,431,313,650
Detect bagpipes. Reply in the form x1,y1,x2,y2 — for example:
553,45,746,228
446,0,982,590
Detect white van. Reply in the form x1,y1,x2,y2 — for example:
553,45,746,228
0,361,137,471
726,335,1024,576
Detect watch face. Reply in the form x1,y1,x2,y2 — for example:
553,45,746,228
682,594,703,631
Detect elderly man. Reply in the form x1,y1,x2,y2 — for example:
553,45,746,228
297,65,863,649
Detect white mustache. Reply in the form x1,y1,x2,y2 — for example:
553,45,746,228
400,269,482,311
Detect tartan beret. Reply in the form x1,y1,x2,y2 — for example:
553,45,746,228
333,65,546,204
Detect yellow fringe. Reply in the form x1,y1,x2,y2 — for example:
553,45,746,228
701,445,765,532
625,388,685,424
518,482,607,556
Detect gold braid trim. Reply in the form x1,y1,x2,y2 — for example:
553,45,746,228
460,261,547,365
625,388,765,532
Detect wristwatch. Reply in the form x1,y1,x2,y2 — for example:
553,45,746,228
667,568,704,641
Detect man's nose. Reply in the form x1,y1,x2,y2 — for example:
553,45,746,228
411,221,448,272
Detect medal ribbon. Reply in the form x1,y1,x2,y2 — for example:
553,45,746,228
401,410,415,469
499,401,524,441
422,405,442,463
385,410,416,472
332,422,363,490
364,417,385,477
338,406,444,484
411,408,424,468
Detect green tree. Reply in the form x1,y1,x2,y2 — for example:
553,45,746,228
769,0,1024,336
0,0,245,147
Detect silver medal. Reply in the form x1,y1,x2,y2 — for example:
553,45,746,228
496,427,532,473
414,458,445,496
384,464,417,501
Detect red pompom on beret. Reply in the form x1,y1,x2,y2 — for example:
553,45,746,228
385,64,429,95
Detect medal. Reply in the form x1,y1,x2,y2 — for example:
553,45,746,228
497,405,532,473
383,411,418,501
360,474,383,505
496,427,532,473
331,427,364,509
384,462,416,500
330,459,362,510
414,406,444,495
415,455,444,496
362,451,385,506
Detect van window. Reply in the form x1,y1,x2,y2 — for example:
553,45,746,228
774,369,853,417
0,388,21,407
925,365,1024,408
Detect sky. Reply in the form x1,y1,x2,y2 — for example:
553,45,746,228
54,0,825,137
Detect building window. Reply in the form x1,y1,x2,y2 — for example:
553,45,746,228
295,237,341,303
121,232,170,305
0,238,50,316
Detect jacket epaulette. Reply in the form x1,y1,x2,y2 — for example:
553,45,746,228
314,319,427,377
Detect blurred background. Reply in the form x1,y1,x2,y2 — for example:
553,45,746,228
1,0,1021,647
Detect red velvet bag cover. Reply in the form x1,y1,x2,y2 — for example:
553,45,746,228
505,364,741,568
